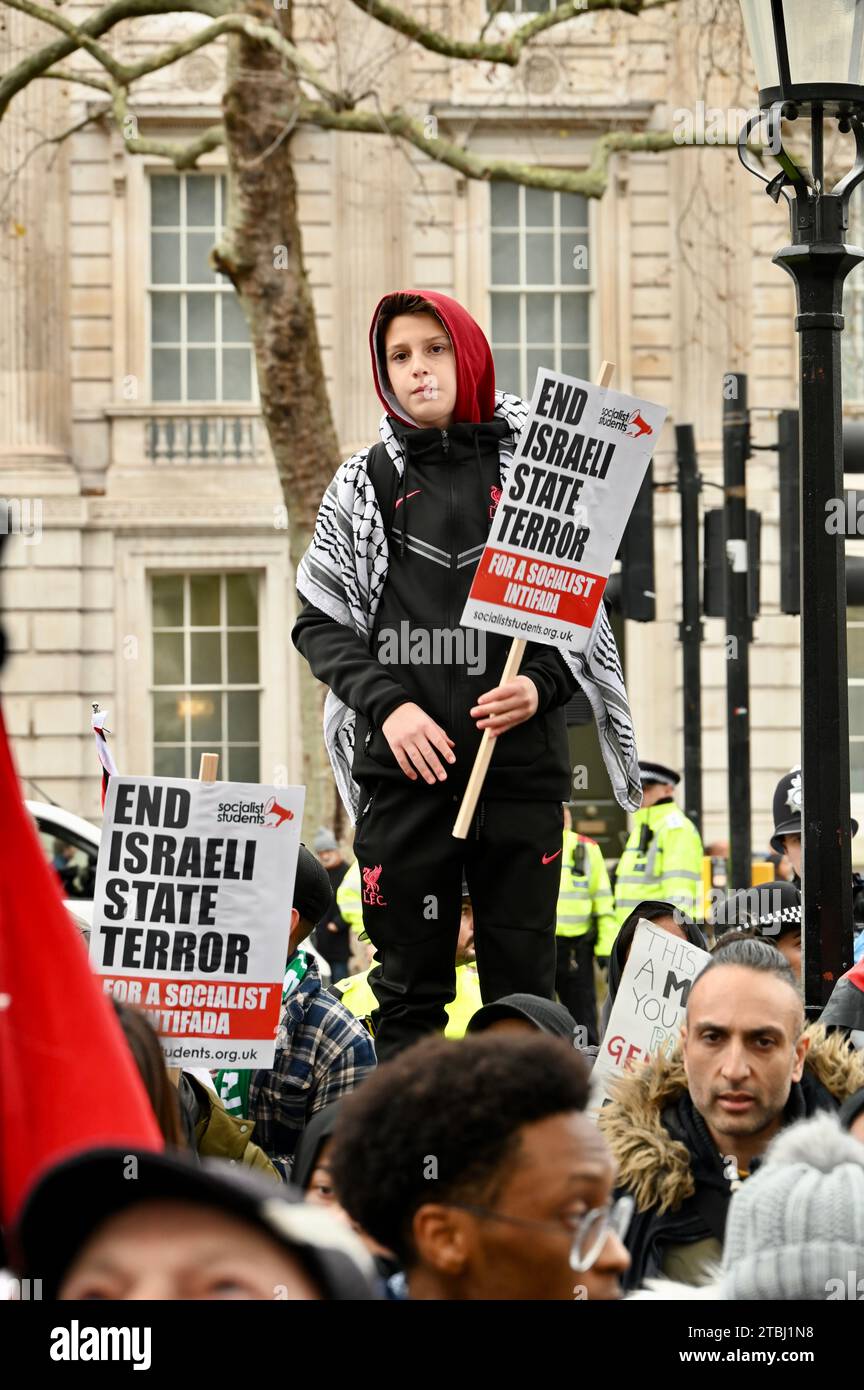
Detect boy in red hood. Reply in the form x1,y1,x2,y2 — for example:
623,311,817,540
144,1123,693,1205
293,291,581,1060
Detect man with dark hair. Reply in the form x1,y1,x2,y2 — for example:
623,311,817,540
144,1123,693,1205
328,1033,632,1300
600,936,864,1291
292,289,638,1061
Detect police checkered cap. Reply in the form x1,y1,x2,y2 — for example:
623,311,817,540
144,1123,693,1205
638,760,680,787
711,881,801,937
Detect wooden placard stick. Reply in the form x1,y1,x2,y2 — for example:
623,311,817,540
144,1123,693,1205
452,360,616,840
167,750,220,1083
198,752,219,783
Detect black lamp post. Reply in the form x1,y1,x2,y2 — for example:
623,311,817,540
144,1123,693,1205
738,0,864,1017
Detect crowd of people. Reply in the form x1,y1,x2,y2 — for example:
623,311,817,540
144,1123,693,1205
4,288,864,1305
4,804,864,1304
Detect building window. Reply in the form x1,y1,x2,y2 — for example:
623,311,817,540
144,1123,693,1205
489,183,591,398
149,173,255,403
151,573,260,782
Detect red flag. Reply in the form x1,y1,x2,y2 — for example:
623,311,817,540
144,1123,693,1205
0,705,163,1226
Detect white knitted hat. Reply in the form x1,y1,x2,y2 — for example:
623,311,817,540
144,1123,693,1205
721,1112,864,1301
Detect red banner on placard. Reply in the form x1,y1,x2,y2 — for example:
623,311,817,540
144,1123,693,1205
468,547,606,629
100,975,281,1040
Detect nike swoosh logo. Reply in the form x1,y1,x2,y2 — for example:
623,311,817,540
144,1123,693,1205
394,490,422,509
542,850,562,865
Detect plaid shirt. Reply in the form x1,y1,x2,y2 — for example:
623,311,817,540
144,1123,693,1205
248,957,376,1173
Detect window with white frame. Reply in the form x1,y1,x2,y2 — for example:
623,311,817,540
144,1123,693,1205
149,173,255,403
489,183,591,398
151,572,260,782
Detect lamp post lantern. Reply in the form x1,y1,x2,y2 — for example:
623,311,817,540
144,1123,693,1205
739,0,864,1016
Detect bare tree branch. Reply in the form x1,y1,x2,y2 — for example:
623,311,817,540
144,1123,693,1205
347,0,680,67
0,0,228,119
1,0,348,108
0,106,109,219
297,98,732,198
111,84,224,166
38,68,113,93
2,0,129,81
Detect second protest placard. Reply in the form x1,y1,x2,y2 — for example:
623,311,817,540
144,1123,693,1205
461,368,667,649
590,919,712,1111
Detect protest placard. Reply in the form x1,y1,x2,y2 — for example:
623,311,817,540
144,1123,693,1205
590,919,712,1111
89,776,305,1069
460,368,667,650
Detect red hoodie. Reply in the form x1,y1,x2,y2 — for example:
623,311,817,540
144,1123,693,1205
368,290,497,426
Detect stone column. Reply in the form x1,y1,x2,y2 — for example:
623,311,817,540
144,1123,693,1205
0,11,73,479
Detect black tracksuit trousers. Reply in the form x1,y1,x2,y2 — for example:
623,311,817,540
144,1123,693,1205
353,779,563,1061
554,934,599,1046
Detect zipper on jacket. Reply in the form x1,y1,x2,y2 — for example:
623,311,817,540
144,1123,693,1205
441,428,450,454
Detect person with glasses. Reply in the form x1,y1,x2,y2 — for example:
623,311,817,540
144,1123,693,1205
328,1032,631,1300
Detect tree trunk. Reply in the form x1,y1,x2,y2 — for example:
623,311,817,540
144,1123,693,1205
217,0,345,840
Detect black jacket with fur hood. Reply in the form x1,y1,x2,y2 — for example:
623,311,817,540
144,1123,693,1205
598,1025,864,1292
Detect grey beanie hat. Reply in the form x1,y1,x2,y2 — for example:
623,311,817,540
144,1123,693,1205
721,1112,864,1301
313,826,339,853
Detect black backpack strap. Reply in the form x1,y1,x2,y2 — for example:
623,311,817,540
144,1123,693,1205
365,440,401,540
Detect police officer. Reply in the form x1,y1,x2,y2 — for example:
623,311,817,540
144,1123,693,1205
555,804,617,1046
770,765,864,937
770,766,804,878
613,761,704,925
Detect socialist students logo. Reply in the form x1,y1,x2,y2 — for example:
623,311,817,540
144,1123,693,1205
489,485,502,520
263,796,294,828
627,410,652,439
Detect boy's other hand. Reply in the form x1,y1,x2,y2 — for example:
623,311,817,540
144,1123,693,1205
471,676,539,737
381,702,456,784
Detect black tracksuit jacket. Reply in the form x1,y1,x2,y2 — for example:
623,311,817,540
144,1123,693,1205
292,416,578,802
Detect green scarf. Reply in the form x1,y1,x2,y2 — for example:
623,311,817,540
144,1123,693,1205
214,949,309,1119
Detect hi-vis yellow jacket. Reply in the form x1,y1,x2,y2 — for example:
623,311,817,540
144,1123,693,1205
556,829,618,957
335,962,483,1039
613,800,704,926
336,859,364,937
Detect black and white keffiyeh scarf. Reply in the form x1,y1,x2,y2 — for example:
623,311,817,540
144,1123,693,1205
296,390,641,821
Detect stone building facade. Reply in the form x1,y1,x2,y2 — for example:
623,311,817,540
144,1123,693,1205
2,0,861,859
